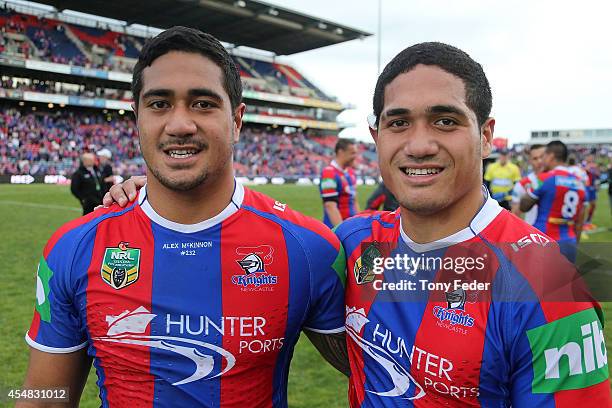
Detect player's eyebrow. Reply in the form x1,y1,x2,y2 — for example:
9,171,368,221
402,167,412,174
187,88,223,103
427,104,467,117
141,88,223,103
381,108,410,120
141,88,173,100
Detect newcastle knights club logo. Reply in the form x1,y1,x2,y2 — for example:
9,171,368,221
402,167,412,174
101,242,141,289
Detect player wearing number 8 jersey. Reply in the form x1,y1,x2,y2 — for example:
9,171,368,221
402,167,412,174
520,141,585,263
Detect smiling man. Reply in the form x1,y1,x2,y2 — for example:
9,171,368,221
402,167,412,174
18,27,348,408
337,42,611,407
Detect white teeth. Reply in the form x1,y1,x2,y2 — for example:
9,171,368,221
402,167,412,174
168,149,197,159
404,168,442,176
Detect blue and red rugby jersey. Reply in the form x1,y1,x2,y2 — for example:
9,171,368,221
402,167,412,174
337,189,611,407
320,160,357,228
527,166,585,242
26,181,346,408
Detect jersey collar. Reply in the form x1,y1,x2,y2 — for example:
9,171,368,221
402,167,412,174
399,186,502,252
553,165,570,172
137,179,245,233
331,160,345,172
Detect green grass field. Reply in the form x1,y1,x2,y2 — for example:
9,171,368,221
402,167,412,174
0,184,610,407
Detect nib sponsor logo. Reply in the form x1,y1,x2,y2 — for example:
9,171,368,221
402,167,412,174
528,309,609,393
93,306,235,385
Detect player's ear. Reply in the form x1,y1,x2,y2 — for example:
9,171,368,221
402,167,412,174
232,103,246,143
368,114,378,143
480,117,495,159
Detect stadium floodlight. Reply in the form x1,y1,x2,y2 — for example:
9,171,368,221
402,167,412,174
318,22,327,30
234,0,246,7
268,8,279,16
335,28,344,35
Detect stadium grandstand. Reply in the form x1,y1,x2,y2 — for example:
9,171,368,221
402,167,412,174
530,128,612,146
0,0,378,184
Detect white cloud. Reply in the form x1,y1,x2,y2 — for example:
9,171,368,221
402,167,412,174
268,0,612,145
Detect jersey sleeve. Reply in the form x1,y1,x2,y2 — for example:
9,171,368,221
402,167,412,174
511,180,527,204
26,232,88,353
528,175,553,200
302,234,346,334
501,240,612,406
320,167,340,200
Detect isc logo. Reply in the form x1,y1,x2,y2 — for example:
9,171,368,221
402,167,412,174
110,251,135,260
510,233,551,252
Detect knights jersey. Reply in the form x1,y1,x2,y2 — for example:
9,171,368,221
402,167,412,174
511,171,541,225
26,181,346,408
527,166,586,242
584,163,600,202
320,160,357,227
337,190,610,407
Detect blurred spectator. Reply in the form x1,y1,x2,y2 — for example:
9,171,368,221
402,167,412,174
97,148,115,194
0,104,378,179
70,152,103,215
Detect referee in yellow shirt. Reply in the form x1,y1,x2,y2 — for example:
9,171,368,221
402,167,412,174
484,149,521,210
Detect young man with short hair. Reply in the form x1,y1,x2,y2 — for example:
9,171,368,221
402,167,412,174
339,42,610,406
19,26,348,408
520,140,586,263
319,138,360,228
510,144,546,224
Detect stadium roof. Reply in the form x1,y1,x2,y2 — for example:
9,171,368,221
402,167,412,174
32,0,372,55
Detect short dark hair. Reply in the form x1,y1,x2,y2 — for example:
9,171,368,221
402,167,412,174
546,140,568,163
568,155,577,165
132,26,242,110
335,138,356,153
373,42,492,128
528,144,545,152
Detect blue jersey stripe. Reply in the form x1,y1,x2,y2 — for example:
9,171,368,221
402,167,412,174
150,223,224,406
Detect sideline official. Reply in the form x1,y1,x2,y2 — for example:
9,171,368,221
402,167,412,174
70,152,103,215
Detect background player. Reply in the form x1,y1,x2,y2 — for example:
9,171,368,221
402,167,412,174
365,181,398,212
19,27,349,408
521,140,586,263
338,42,610,406
583,151,601,230
484,148,520,209
319,138,360,228
510,144,545,224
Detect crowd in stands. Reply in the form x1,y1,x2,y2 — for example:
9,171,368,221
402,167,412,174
0,76,132,100
0,106,378,179
0,6,333,101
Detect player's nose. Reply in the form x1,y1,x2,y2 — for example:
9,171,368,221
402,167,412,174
165,104,197,137
402,125,439,158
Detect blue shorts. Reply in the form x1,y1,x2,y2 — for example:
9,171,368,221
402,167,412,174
586,187,597,203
